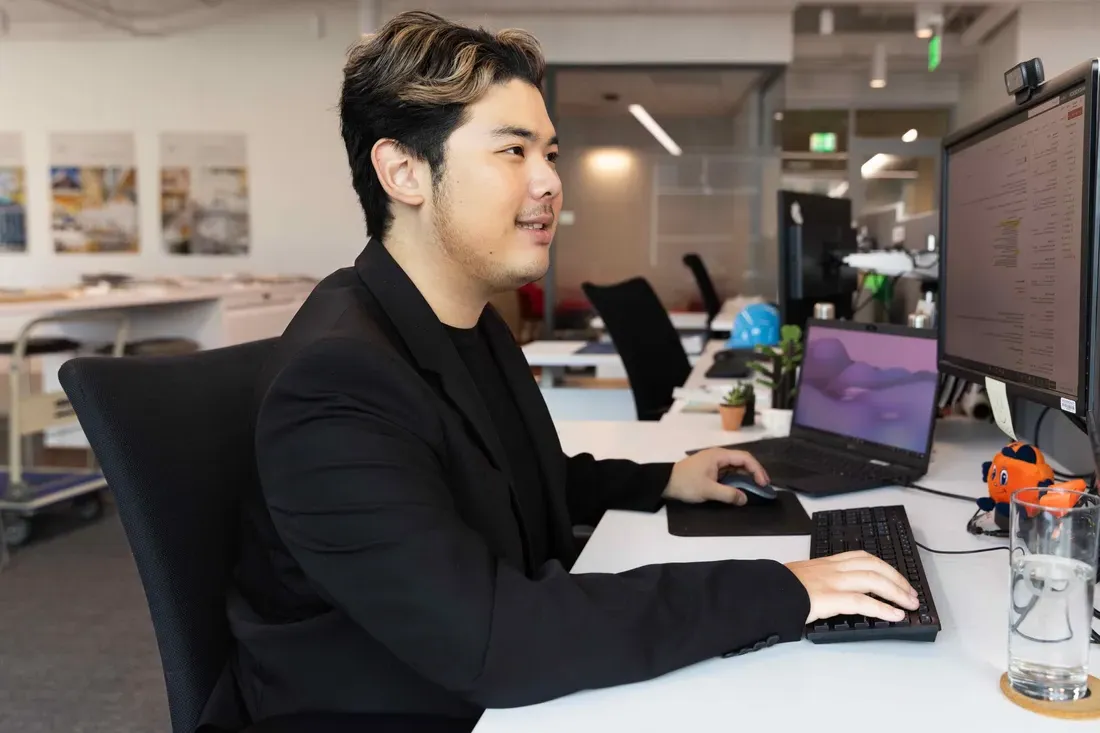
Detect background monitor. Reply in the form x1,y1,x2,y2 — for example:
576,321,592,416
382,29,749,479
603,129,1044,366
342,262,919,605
939,59,1100,417
777,190,859,332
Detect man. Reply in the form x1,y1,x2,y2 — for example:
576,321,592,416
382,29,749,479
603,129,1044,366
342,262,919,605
204,11,918,733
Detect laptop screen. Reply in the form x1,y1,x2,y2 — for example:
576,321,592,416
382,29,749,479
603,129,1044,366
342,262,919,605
793,323,939,456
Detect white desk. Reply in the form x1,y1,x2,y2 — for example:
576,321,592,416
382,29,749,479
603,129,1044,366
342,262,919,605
0,279,316,447
523,339,712,388
588,311,710,333
475,418,1096,732
587,296,761,335
660,340,750,429
0,279,315,348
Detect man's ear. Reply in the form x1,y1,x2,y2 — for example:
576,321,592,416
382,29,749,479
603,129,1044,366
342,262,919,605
371,139,426,208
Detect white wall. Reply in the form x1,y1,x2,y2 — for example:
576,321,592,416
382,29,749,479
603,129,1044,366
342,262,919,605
0,2,795,290
1017,1,1100,81
785,68,962,110
387,3,794,65
0,4,366,288
955,13,1019,130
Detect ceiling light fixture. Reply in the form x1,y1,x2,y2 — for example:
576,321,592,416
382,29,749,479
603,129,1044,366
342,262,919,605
902,128,919,143
588,149,633,174
861,153,891,178
628,104,682,156
870,43,887,89
915,4,944,39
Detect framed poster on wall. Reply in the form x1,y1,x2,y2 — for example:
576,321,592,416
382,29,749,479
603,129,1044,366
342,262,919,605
161,132,249,256
0,132,27,253
50,132,140,254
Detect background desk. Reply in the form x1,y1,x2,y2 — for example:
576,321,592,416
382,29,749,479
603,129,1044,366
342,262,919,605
474,418,1097,732
0,280,315,348
0,280,315,447
586,296,754,335
523,339,712,388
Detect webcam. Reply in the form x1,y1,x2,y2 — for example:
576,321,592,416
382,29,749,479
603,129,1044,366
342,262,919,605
1005,58,1045,104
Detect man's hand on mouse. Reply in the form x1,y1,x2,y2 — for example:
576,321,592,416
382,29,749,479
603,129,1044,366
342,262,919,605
784,551,920,624
662,448,769,506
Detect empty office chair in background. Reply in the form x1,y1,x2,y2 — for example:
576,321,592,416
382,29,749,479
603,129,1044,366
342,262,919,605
681,253,723,329
581,278,691,421
58,338,277,733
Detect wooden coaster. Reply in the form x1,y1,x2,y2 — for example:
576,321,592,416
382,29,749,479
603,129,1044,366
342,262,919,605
1000,673,1100,719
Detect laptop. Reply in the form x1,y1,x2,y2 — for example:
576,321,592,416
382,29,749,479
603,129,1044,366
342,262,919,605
707,319,940,496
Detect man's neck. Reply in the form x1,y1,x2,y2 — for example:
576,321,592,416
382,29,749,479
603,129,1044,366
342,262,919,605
380,234,488,329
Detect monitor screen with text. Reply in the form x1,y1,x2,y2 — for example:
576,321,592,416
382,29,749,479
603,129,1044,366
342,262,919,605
943,83,1087,402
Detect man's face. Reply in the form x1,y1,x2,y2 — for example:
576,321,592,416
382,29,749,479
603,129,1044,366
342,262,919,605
430,79,562,294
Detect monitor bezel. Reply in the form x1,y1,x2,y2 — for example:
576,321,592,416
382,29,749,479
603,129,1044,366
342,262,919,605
789,318,940,470
938,59,1100,418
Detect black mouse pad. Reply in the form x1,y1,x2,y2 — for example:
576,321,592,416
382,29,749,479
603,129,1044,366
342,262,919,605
666,490,812,537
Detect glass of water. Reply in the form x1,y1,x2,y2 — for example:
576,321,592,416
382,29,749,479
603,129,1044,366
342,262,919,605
1008,487,1099,702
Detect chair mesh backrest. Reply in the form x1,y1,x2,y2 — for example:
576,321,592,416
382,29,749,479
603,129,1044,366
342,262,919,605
682,253,722,323
58,338,276,733
582,278,691,421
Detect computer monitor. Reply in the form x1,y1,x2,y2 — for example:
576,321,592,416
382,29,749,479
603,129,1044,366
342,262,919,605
939,59,1100,417
777,190,859,332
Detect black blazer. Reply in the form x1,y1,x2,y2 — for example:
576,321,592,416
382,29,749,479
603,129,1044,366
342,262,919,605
202,242,810,731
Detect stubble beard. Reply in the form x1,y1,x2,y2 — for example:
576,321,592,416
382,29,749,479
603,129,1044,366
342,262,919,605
432,176,549,295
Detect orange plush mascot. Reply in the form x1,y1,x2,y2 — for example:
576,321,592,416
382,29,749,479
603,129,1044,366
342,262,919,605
975,442,1089,533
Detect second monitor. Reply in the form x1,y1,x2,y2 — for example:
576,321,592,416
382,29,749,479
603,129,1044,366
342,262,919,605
777,190,859,332
939,58,1100,418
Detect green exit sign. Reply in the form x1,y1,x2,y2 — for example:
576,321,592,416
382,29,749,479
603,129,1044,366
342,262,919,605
809,132,837,153
928,35,942,71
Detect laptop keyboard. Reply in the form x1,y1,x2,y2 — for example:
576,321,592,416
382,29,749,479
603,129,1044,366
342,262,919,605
752,440,900,482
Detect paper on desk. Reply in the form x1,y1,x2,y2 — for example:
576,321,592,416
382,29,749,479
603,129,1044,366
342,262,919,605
672,385,732,404
984,376,1015,440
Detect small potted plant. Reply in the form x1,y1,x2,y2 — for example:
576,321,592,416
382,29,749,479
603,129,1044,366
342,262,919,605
720,382,752,431
749,324,803,410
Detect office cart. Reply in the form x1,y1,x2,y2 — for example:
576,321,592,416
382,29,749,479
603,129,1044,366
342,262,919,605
0,312,129,566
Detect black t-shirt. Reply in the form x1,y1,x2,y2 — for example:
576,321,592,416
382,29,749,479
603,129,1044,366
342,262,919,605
444,323,550,571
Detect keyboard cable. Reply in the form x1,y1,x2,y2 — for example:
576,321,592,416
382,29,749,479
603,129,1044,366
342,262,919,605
911,537,1100,644
913,542,1008,556
904,481,978,504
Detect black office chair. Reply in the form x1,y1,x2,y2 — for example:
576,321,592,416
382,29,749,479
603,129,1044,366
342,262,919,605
582,278,691,421
681,253,723,327
58,338,277,733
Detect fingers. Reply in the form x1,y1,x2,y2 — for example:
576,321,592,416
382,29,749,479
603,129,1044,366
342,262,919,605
840,592,909,622
828,551,916,596
714,449,769,485
709,482,747,506
833,570,918,611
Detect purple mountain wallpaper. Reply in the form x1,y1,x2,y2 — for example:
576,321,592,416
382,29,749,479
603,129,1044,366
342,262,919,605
794,329,938,453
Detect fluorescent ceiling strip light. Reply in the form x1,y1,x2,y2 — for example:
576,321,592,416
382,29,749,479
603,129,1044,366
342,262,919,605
861,153,891,178
628,104,682,156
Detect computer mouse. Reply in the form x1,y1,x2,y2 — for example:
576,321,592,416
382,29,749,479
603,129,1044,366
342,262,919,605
718,472,778,502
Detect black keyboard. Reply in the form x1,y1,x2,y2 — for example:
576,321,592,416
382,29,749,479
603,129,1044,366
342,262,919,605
806,505,941,644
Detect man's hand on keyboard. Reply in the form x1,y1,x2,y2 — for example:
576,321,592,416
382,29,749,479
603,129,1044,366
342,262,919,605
784,551,920,624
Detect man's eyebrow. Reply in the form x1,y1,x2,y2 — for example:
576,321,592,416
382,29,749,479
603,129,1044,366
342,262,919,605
490,126,559,146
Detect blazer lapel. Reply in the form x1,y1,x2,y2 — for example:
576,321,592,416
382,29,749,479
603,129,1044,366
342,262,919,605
480,308,578,560
355,242,512,479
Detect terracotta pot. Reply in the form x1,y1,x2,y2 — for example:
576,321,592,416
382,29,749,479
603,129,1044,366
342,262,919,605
720,404,746,431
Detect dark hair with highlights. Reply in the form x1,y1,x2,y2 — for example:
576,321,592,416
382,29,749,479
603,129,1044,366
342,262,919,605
340,11,546,238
